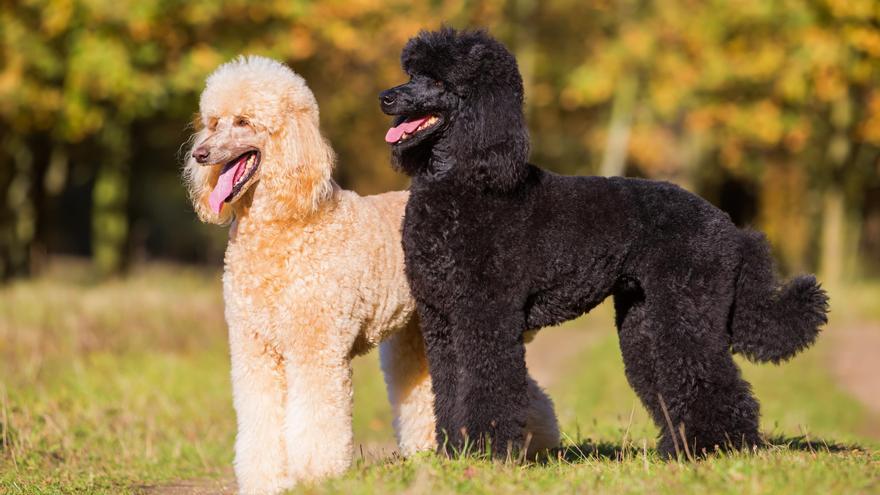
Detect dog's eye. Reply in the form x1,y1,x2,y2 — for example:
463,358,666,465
207,118,218,131
234,117,250,127
434,80,444,89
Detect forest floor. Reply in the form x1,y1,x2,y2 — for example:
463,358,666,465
1,262,878,494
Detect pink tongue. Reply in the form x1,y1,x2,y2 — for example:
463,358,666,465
384,116,430,143
209,159,245,214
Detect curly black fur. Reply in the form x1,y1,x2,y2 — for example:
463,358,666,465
379,28,829,459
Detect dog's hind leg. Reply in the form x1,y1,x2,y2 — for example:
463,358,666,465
617,287,762,458
380,317,437,455
524,375,560,456
229,333,289,494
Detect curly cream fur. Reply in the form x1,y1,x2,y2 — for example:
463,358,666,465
183,56,558,494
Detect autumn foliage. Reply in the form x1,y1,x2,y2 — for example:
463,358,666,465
1,0,878,280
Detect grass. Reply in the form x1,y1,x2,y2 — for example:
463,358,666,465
0,263,234,492
1,261,878,494
304,317,878,495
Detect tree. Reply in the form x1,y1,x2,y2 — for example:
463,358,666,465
1,0,877,280
547,0,880,277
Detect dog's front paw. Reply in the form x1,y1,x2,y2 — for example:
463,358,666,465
286,449,351,485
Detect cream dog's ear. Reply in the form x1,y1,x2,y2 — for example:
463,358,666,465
182,123,234,225
264,108,335,219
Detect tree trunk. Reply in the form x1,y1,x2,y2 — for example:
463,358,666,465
819,97,855,287
91,122,131,277
819,187,844,287
1,136,38,280
3,148,34,279
760,162,809,274
599,75,638,177
513,0,537,122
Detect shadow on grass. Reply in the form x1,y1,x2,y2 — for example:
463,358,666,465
764,434,864,454
547,440,631,463
542,434,865,464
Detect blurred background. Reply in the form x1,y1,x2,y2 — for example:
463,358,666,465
2,0,879,280
1,1,879,493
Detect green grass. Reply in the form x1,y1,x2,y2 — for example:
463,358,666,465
552,327,870,446
0,263,235,492
1,262,878,494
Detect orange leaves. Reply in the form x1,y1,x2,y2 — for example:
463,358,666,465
845,26,880,58
563,66,615,109
286,26,315,61
626,127,681,176
813,67,848,103
775,64,809,104
723,36,786,84
858,92,880,145
784,121,811,154
619,26,654,63
823,0,877,20
742,101,784,146
36,0,74,37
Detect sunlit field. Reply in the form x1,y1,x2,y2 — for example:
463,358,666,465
1,261,878,494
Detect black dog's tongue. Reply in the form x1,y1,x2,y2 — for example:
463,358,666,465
385,116,430,143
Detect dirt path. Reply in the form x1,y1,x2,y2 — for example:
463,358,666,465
525,325,601,389
138,477,236,495
828,323,880,436
141,325,600,494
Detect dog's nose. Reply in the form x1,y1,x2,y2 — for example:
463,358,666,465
380,93,396,107
192,146,210,164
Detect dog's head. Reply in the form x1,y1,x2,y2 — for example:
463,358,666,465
183,56,334,224
379,28,529,190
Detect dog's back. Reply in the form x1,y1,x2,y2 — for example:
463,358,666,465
528,171,828,360
364,190,409,228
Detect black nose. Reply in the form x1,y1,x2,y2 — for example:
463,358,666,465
381,93,396,106
192,146,210,163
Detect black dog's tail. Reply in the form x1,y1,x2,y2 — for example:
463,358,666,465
730,230,829,364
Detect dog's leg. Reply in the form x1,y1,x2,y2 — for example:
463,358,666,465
283,344,354,483
523,375,560,456
619,293,762,459
653,347,761,458
380,317,437,455
417,303,461,454
229,333,288,495
450,305,530,457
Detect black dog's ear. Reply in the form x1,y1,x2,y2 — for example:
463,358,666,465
450,74,530,192
454,44,488,96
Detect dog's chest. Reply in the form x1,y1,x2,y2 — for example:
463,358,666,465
222,201,415,351
403,190,510,304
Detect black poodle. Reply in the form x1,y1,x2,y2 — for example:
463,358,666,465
379,28,829,458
